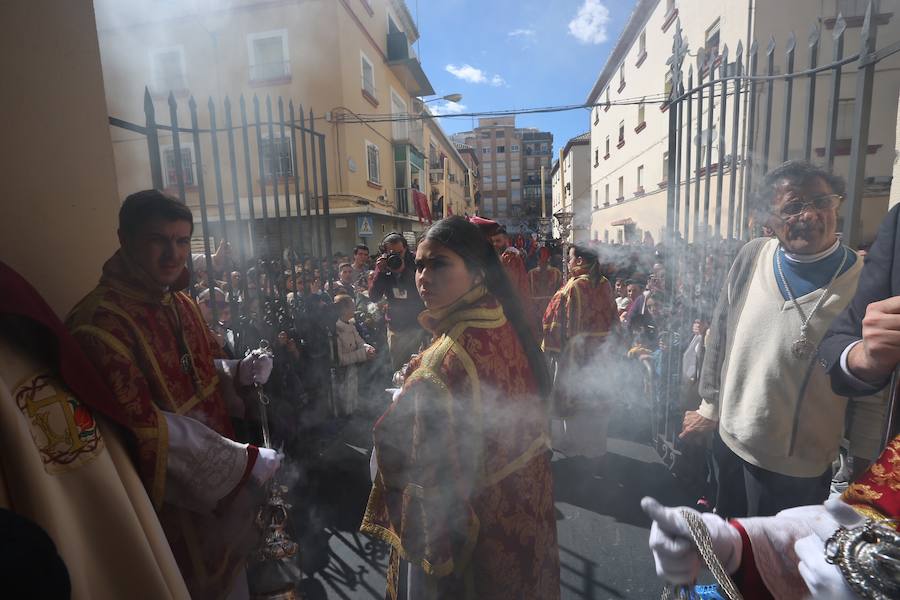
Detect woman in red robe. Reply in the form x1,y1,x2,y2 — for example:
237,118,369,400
361,216,560,600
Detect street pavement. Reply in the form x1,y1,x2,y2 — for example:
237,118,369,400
285,408,698,600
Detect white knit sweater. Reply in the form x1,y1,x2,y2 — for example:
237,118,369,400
698,239,863,477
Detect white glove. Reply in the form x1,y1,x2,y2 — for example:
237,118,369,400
239,350,273,386
642,496,742,585
250,447,283,484
795,499,865,600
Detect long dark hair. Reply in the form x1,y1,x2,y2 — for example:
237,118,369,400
422,216,551,398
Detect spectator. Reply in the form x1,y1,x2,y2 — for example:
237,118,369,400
681,161,863,518
350,244,370,288
327,262,357,300
369,232,427,372
333,294,375,416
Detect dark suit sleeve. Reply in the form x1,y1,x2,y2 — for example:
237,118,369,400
820,204,900,396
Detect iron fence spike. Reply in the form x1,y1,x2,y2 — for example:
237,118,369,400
834,13,847,38
860,2,873,48
767,35,776,54
168,91,177,108
785,31,796,53
735,40,744,57
224,96,231,111
808,23,821,46
188,95,197,110
208,96,216,111
749,39,759,55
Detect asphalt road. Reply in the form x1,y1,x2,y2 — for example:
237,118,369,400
278,408,697,600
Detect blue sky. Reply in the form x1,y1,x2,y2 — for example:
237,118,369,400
409,0,637,152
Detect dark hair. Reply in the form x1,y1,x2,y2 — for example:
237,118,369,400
571,243,603,284
381,232,408,250
338,262,352,270
423,216,551,399
624,279,644,288
119,190,193,239
353,245,370,255
753,160,846,217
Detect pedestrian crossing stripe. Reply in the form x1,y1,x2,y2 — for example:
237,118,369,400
357,216,374,237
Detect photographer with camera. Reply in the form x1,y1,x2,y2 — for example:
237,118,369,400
369,232,427,371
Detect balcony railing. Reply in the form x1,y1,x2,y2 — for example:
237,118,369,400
395,187,412,215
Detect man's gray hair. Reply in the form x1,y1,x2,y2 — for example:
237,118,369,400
751,160,846,218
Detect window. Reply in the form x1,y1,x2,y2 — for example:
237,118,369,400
617,176,624,199
480,131,491,139
618,120,625,143
390,90,408,141
837,0,877,17
639,31,647,56
151,46,186,94
483,175,494,189
637,100,646,125
594,148,599,165
496,197,508,215
496,174,507,185
836,99,855,139
594,108,599,124
605,88,610,109
497,146,505,154
637,165,644,189
361,52,376,98
482,147,490,155
605,183,610,205
261,136,294,178
594,189,599,209
365,141,381,184
619,64,625,89
510,144,520,152
163,145,195,187
540,143,548,153
248,30,290,82
511,188,521,201
605,136,610,156
482,162,492,174
662,152,670,181
705,19,721,62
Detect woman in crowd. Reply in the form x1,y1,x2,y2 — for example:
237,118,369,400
361,216,560,600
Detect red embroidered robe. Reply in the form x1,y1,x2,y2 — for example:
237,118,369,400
542,269,618,415
361,287,560,600
66,250,257,600
528,265,563,335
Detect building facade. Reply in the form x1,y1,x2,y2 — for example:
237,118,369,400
586,0,900,246
451,116,553,232
94,0,468,256
552,133,592,243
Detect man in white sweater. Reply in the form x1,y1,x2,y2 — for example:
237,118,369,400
680,161,863,518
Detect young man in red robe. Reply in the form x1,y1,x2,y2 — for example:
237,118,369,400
66,190,282,600
528,247,563,335
542,244,618,467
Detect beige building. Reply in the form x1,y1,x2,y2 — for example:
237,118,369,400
551,133,592,243
587,0,900,246
94,0,468,256
451,117,553,232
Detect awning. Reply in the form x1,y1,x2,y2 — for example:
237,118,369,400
610,217,635,227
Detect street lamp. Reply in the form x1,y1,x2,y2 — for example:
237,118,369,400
422,93,463,104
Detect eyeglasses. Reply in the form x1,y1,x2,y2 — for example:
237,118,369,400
774,193,843,219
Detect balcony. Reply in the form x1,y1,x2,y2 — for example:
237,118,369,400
387,31,435,96
393,115,425,154
395,187,412,215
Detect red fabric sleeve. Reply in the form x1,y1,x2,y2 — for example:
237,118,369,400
729,520,775,600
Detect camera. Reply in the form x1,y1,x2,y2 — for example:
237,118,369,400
385,252,404,271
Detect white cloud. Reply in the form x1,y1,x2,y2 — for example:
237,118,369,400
508,28,536,38
568,0,610,45
445,63,487,84
445,63,507,87
429,101,468,116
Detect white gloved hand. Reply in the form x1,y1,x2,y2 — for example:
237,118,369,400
641,496,742,585
795,499,866,600
239,350,273,386
250,447,283,484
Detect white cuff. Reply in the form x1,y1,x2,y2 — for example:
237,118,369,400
839,341,886,393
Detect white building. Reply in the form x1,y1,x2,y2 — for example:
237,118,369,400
552,132,592,243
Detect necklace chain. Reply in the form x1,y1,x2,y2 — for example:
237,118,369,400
776,245,848,335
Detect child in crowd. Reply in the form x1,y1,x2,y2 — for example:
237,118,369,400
333,294,375,416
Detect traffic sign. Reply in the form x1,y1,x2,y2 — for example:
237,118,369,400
357,215,374,237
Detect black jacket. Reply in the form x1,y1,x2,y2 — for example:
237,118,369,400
820,204,900,396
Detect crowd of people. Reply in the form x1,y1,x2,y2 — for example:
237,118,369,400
3,159,900,600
